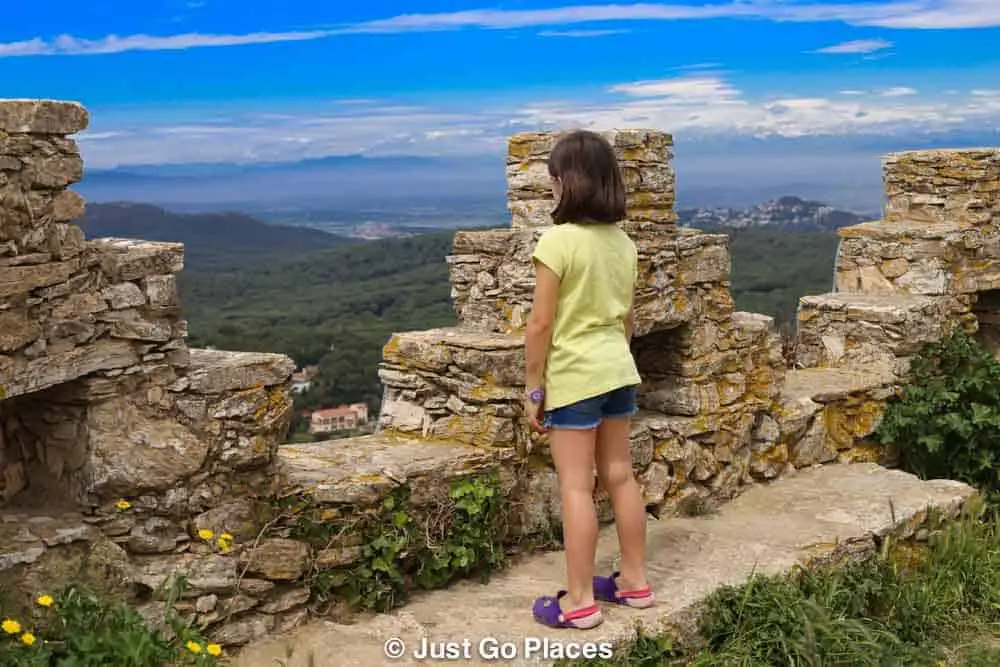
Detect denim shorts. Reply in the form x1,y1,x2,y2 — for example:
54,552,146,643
543,385,638,430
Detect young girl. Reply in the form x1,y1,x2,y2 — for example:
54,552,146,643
524,130,654,630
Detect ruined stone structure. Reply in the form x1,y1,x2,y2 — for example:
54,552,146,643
0,101,301,646
377,132,1000,537
2,99,999,658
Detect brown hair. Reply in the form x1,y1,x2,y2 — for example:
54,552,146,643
547,130,627,225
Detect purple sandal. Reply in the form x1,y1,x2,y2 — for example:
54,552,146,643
593,572,655,609
532,591,603,629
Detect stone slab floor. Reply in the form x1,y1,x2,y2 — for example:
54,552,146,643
233,463,975,666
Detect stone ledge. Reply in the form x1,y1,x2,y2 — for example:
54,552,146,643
179,349,296,394
795,292,952,371
275,434,514,505
838,219,966,240
0,510,98,572
89,238,185,282
0,100,89,135
232,463,977,667
782,367,895,405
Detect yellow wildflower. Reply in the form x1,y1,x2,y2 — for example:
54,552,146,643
21,632,36,646
217,538,232,552
2,619,21,634
197,529,214,540
206,643,223,656
36,594,54,608
220,533,234,542
115,499,131,510
186,640,202,653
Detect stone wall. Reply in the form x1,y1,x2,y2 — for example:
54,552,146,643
449,224,730,335
507,130,676,229
5,100,1000,653
884,148,1000,227
0,100,300,649
379,129,1000,547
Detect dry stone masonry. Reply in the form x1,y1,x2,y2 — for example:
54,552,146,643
380,135,1000,543
0,100,302,648
3,100,1000,656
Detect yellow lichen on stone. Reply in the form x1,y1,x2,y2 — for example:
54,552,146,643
382,334,402,362
824,398,886,450
253,386,289,422
752,442,789,466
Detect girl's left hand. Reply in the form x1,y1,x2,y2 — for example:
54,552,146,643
524,398,546,433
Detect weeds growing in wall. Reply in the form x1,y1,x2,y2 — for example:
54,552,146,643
280,468,507,613
0,581,223,666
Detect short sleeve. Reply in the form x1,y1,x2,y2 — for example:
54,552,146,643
532,228,567,279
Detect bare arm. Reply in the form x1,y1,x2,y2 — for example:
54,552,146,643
525,260,559,393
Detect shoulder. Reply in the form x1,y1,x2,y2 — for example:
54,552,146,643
535,224,580,252
538,223,578,241
533,225,577,274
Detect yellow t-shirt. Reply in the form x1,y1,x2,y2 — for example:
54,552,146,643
531,223,642,410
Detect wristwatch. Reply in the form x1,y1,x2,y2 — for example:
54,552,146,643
528,387,545,403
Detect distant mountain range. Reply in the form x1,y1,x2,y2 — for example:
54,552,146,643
679,196,875,232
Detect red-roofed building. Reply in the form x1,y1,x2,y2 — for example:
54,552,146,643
309,403,369,434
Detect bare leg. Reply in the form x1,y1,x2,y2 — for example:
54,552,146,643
596,415,648,591
549,427,599,610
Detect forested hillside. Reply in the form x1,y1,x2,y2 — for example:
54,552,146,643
181,232,455,408
78,202,353,270
175,224,838,409
80,203,840,410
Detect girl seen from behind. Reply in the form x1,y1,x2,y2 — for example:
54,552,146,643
524,130,653,630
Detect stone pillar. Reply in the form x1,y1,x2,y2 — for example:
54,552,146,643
506,129,676,229
0,100,89,253
883,149,1000,227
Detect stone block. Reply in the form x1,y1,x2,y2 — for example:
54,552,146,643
178,349,295,395
835,219,1000,298
89,238,184,282
0,100,89,135
634,310,781,418
883,148,1000,227
449,224,730,336
506,130,676,228
276,435,512,507
795,292,956,373
775,367,896,468
378,327,526,448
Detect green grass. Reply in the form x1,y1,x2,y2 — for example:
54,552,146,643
573,505,1000,666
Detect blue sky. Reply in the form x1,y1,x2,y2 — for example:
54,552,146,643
2,1,999,169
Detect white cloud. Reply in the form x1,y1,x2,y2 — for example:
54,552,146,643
5,2,1000,57
537,29,630,37
675,62,723,71
813,38,893,54
76,76,1000,168
0,38,49,56
0,29,338,56
609,76,741,101
337,2,1000,33
880,87,918,97
839,90,866,96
